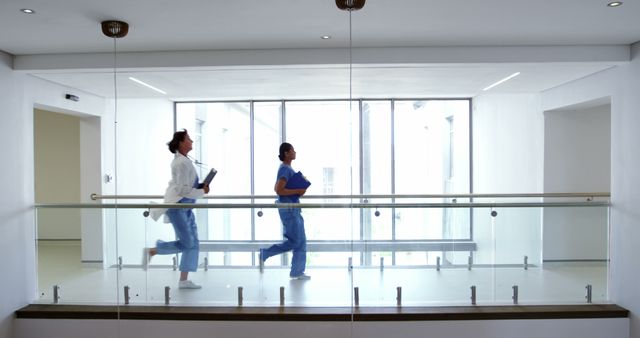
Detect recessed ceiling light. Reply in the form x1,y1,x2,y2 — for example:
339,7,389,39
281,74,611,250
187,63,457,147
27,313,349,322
20,8,36,14
482,72,521,91
607,1,623,7
321,35,331,40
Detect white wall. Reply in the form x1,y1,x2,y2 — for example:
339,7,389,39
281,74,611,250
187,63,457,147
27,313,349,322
27,78,108,267
541,42,640,338
0,64,108,338
471,93,544,265
542,105,610,261
80,115,104,265
473,93,544,194
543,105,611,193
13,317,629,338
102,98,175,267
23,83,166,268
112,98,174,196
611,43,640,338
34,109,81,239
0,51,34,338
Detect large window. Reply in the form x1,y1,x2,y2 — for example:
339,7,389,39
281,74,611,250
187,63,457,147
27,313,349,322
175,99,470,266
176,102,252,265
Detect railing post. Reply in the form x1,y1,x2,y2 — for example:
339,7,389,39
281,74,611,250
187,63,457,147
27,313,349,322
512,285,519,304
280,286,285,306
259,253,264,273
436,256,441,271
124,285,130,305
348,257,353,273
470,285,476,305
237,286,243,306
380,257,384,272
53,285,60,304
524,255,528,270
585,284,592,303
468,255,473,270
164,286,171,305
396,286,402,306
118,256,123,270
204,257,209,271
354,287,359,307
172,256,177,271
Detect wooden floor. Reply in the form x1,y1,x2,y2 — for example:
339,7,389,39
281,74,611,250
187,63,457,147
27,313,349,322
17,303,628,321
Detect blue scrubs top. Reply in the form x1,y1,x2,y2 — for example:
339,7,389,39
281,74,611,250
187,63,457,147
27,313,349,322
276,164,300,203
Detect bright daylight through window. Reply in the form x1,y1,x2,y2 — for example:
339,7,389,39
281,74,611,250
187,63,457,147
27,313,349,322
176,99,470,267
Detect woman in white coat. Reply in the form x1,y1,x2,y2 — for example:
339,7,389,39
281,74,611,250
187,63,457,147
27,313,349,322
144,129,209,289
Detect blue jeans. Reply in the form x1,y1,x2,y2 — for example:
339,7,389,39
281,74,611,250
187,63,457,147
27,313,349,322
262,207,307,277
156,198,199,272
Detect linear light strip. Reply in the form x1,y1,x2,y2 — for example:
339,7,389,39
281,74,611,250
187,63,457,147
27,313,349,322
482,72,520,91
129,77,167,95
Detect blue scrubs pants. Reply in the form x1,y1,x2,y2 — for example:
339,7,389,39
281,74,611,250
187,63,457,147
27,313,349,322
262,207,307,277
156,197,199,272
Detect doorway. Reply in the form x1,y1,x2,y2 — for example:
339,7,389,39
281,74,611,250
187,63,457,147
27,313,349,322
34,107,104,266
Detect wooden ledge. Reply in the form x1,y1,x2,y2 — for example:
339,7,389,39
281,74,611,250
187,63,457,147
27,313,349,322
16,304,628,322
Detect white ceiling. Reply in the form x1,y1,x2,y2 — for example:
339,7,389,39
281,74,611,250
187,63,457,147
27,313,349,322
31,63,615,100
2,0,639,100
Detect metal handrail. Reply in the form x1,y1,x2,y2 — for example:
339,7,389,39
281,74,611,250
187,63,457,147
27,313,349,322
90,192,610,200
35,201,609,209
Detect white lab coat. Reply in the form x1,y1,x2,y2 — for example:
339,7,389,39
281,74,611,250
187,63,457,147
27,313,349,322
150,152,204,222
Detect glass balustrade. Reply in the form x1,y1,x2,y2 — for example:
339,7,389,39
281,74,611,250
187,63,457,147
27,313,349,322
34,194,609,307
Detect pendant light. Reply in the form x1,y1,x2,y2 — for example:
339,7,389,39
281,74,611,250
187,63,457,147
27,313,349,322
101,20,128,283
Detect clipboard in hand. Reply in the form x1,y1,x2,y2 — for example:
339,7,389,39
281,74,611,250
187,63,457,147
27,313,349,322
198,168,217,188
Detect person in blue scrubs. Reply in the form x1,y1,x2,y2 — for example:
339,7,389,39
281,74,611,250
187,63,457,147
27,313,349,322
260,142,310,280
144,129,209,289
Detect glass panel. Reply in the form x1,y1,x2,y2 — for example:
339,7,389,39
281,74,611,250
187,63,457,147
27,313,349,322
361,101,392,241
393,100,471,243
35,202,609,306
394,100,470,194
284,101,359,274
523,205,608,304
176,102,252,268
36,208,120,304
284,100,359,197
254,101,284,242
111,86,176,315
176,102,252,198
33,88,610,309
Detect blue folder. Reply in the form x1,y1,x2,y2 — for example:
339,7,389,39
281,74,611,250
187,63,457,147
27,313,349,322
285,171,311,189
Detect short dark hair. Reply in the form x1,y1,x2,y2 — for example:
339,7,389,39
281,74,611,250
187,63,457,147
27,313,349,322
168,129,188,154
278,142,293,161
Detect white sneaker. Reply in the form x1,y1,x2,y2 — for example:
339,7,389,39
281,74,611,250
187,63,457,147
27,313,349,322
291,273,311,280
178,280,202,289
142,248,151,270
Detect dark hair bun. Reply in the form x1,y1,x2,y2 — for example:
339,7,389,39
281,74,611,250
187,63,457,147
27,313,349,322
168,129,188,153
278,142,293,161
